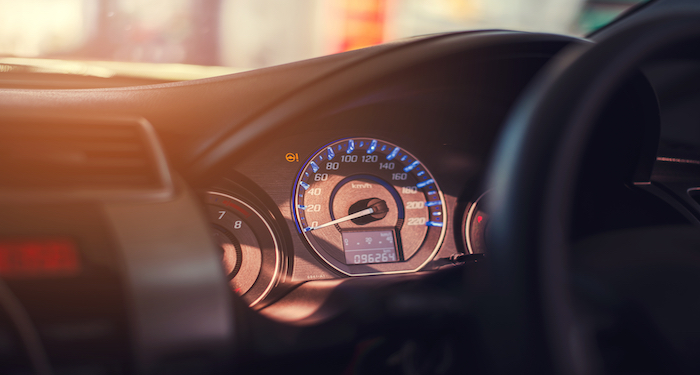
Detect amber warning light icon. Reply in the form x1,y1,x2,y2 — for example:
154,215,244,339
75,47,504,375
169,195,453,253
285,153,299,162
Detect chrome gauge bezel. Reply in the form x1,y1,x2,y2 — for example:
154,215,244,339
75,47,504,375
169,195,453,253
292,137,447,276
206,191,282,306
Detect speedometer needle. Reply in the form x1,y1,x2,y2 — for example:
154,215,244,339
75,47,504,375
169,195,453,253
304,208,375,232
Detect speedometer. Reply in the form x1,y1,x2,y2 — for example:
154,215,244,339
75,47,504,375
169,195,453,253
293,138,446,276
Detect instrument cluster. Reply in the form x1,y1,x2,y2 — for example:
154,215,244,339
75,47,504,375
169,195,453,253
204,128,489,307
196,38,529,306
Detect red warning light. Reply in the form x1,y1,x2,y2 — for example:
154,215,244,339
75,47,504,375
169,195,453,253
477,215,483,224
0,238,80,278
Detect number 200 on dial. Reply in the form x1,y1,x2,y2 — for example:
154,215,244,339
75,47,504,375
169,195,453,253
293,138,446,276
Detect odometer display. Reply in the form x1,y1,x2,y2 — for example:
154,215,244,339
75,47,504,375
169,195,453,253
342,230,398,265
293,138,446,276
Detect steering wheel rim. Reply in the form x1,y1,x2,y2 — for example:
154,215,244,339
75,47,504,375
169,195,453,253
484,11,700,375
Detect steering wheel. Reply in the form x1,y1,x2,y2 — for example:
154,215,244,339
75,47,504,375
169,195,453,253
485,11,700,375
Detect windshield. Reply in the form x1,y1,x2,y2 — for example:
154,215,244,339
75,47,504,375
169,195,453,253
0,0,646,70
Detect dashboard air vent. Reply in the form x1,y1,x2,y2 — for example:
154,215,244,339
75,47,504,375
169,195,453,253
0,116,171,196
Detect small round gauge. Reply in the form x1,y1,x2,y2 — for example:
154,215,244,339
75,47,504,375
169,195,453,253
206,192,281,306
465,191,490,255
293,137,446,276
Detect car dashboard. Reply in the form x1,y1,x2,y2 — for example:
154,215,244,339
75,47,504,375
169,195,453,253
3,8,700,373
0,31,580,374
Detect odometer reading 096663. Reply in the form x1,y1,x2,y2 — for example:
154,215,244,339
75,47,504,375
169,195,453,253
293,138,446,276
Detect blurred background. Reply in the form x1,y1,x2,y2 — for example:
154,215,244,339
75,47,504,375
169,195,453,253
0,0,647,70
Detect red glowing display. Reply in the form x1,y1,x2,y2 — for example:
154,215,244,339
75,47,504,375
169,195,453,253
0,238,80,277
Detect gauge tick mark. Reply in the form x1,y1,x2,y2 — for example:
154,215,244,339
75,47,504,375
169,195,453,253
416,179,434,188
404,160,420,172
367,140,378,154
387,147,400,160
310,161,319,173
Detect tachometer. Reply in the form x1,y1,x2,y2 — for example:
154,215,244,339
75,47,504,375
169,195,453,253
206,191,281,306
293,138,446,276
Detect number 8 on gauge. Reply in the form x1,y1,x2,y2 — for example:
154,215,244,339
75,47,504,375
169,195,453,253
293,138,446,276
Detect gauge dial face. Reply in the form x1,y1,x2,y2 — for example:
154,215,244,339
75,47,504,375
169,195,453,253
465,191,490,255
206,192,281,306
293,138,446,276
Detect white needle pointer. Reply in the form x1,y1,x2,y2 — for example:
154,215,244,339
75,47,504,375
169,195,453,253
304,207,374,232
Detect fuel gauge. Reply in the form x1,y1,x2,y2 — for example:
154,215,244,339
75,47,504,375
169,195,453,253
465,191,490,255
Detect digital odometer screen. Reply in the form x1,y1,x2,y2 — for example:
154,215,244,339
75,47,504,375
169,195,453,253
342,230,398,265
